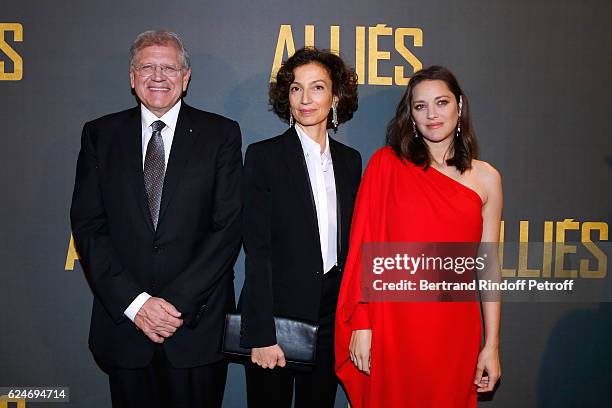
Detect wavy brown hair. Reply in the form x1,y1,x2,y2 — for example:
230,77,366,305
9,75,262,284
269,47,358,130
386,65,477,173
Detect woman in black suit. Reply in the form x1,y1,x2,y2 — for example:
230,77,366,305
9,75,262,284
239,47,361,408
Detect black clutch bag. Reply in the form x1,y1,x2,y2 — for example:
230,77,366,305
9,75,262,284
222,313,318,365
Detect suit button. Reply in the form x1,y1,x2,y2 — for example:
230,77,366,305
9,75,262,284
153,245,162,253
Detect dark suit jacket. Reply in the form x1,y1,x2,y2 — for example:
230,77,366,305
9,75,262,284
70,102,242,369
239,127,362,348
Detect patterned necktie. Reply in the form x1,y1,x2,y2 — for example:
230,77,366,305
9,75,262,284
144,120,166,229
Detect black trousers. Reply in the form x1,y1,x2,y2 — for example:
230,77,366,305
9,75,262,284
245,267,341,408
105,345,228,408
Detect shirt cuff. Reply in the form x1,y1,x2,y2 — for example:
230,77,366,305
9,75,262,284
350,303,371,330
124,292,152,322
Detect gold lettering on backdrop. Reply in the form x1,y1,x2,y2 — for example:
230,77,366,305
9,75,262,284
497,220,608,279
518,221,540,277
542,221,554,277
0,23,23,81
555,219,579,278
270,25,296,82
330,25,340,55
0,395,26,408
580,222,608,278
355,26,366,84
270,24,424,85
394,28,423,85
65,233,80,271
499,221,517,277
368,24,393,85
304,25,315,47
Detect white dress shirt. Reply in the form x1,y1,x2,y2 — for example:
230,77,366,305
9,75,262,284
140,100,181,169
124,101,182,322
295,124,338,274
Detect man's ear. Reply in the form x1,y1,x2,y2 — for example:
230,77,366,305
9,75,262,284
182,69,192,92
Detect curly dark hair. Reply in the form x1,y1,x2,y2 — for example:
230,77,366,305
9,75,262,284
386,65,478,173
269,47,358,130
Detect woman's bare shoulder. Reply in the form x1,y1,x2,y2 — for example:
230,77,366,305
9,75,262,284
472,159,502,197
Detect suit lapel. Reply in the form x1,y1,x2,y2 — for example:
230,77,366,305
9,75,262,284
158,103,197,224
329,137,349,260
281,128,321,247
118,107,155,232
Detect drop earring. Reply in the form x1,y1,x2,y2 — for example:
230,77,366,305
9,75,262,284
456,119,461,138
289,112,294,127
332,105,338,131
412,120,419,138
456,95,463,138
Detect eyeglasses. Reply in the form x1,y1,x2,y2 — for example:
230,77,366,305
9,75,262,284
132,63,182,77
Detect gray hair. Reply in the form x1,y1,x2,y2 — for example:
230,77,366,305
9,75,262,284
129,30,191,70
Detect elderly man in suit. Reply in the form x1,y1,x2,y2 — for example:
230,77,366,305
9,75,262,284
70,30,242,408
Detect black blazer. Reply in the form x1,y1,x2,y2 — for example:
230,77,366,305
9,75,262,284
239,127,362,348
70,102,242,369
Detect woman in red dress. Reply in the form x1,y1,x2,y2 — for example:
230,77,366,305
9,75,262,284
335,66,502,407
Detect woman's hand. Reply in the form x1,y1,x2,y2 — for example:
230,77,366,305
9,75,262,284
349,329,372,375
474,344,501,392
251,344,286,369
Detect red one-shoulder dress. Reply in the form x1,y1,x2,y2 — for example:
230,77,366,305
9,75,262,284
336,147,483,408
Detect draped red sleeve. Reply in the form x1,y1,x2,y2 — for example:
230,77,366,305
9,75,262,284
335,148,391,406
